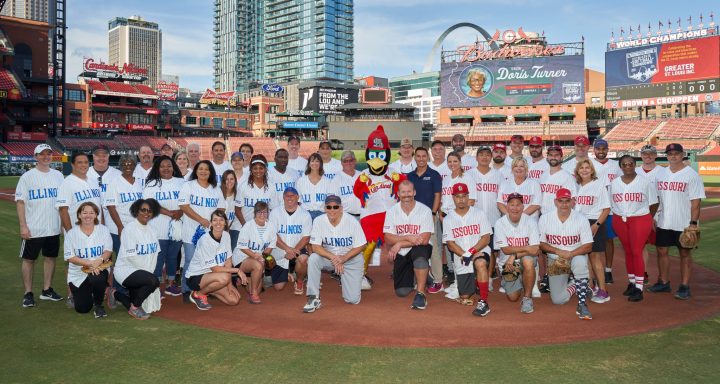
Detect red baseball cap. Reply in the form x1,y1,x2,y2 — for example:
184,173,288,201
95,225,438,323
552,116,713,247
555,188,573,200
510,134,524,142
492,143,506,152
451,183,469,195
506,192,524,203
529,136,543,146
547,145,563,155
574,136,590,146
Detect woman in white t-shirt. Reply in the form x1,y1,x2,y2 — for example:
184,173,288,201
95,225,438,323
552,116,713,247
574,159,611,303
230,151,247,184
178,160,224,300
185,210,244,310
174,151,192,180
64,202,113,318
220,170,240,248
113,199,161,320
440,151,476,216
144,155,185,297
234,201,277,304
105,154,144,253
296,153,332,220
236,154,275,225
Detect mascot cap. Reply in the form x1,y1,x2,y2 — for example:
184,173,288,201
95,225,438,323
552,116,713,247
367,125,390,151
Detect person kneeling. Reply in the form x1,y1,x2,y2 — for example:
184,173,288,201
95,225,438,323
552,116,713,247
185,210,243,310
442,183,493,317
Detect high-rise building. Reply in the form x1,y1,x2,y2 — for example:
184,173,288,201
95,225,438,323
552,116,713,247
108,15,162,87
390,71,441,127
0,0,49,22
213,0,354,92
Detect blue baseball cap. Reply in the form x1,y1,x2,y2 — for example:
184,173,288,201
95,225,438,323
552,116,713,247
283,186,299,196
593,139,609,148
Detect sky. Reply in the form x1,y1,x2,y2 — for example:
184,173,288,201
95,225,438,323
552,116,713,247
65,0,716,91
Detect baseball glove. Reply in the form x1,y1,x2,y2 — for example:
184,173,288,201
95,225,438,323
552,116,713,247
501,260,522,282
547,258,572,276
81,260,113,274
679,227,700,249
263,254,276,270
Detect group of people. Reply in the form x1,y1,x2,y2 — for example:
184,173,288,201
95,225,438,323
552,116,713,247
16,131,704,321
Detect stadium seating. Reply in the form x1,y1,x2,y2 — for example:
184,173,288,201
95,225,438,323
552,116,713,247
104,81,140,94
467,123,543,141
546,122,588,138
115,135,169,152
603,119,662,141
277,139,320,158
56,137,124,152
134,84,156,95
0,142,61,156
227,137,278,162
85,80,108,92
655,116,720,139
434,124,472,140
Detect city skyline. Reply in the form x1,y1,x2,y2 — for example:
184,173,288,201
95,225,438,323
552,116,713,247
63,0,715,91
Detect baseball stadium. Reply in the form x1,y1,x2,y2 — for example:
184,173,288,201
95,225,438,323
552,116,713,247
2,5,720,383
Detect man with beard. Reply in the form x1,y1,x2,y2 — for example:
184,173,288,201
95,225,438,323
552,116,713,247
491,143,512,181
451,134,477,171
527,136,549,180
269,148,299,210
133,145,154,187
539,146,577,215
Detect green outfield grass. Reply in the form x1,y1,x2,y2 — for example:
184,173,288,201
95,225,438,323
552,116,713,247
702,175,720,188
1,180,720,382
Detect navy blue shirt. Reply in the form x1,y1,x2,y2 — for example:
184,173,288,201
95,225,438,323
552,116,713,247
407,167,442,211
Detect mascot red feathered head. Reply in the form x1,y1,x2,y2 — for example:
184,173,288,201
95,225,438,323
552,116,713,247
365,125,391,176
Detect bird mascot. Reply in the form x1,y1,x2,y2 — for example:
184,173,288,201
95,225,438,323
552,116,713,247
353,125,406,290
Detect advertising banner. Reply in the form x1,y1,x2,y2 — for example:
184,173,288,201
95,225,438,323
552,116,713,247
299,87,359,115
605,36,720,105
440,55,585,107
81,57,148,82
199,89,238,107
699,162,720,175
156,81,179,101
282,121,319,129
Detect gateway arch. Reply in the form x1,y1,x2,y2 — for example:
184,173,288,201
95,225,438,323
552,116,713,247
423,22,499,73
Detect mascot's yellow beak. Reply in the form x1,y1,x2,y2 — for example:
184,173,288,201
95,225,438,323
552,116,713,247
367,157,387,173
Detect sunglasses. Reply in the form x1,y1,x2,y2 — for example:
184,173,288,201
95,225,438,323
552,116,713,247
139,208,153,213
325,205,341,210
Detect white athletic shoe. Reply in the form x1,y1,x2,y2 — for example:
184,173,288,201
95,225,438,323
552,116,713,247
303,296,322,313
499,286,506,294
532,285,542,298
444,282,459,300
361,276,372,291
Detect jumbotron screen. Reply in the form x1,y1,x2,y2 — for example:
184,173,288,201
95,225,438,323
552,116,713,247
440,55,585,107
605,35,720,108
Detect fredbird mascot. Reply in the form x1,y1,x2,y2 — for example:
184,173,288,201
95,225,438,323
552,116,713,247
353,125,406,290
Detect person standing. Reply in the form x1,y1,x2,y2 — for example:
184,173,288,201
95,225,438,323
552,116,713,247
592,139,623,284
384,180,434,310
538,146,576,215
388,137,417,174
269,148,299,210
210,141,232,185
490,143,512,180
609,155,659,302
497,157,541,219
57,153,102,232
651,144,704,299
442,183,493,317
296,153,333,220
509,134,532,164
186,142,201,170
270,187,313,295
133,145,154,187
638,144,666,289
287,136,308,178
230,151,246,184
451,134,477,171
236,155,275,225
334,151,362,219
318,140,342,180
64,202,113,318
303,195,367,313
527,136,547,165
160,143,174,158
86,144,121,226
406,147,442,293
539,188,595,320
174,151,192,180
16,144,65,307
238,143,254,172
429,140,450,181
104,155,144,254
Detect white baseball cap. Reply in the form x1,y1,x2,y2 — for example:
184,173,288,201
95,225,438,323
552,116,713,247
34,144,52,155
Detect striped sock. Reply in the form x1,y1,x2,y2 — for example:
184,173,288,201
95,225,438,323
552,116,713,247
576,278,589,305
567,284,577,297
628,274,636,284
635,275,644,290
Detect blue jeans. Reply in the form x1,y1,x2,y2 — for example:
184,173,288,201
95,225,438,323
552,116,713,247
155,239,182,281
230,229,240,251
181,242,196,294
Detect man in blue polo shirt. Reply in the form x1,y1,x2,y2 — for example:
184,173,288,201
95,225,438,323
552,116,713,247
406,146,443,293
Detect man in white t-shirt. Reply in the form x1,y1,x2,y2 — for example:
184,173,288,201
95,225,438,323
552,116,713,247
651,143,705,300
16,144,66,307
210,141,232,184
429,140,450,181
539,188,594,320
527,136,548,180
539,146,577,215
318,140,342,180
335,151,361,217
133,145,154,187
287,136,308,178
451,134,477,171
303,195,367,313
87,145,121,226
388,137,417,174
268,148,299,210
384,181,434,310
494,192,540,314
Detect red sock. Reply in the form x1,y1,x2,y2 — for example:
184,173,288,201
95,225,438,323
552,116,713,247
477,281,489,301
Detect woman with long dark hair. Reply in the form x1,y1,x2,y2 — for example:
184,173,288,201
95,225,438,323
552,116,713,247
296,152,332,220
236,154,275,225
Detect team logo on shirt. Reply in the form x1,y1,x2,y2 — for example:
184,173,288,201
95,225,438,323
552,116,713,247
153,191,180,201
72,245,105,259
213,251,229,265
394,224,421,235
475,183,499,192
74,188,102,202
323,236,354,247
506,237,530,246
119,192,143,204
657,181,688,192
540,184,563,193
27,188,58,200
575,196,595,205
612,193,644,203
451,224,482,238
544,234,581,246
528,170,543,179
279,224,303,235
190,195,220,208
244,240,270,252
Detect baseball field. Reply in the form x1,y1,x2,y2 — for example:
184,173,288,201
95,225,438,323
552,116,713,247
1,175,719,383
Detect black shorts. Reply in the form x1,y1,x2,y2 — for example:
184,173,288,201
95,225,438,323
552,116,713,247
656,228,689,249
393,245,432,291
589,219,607,253
267,265,289,284
456,273,477,296
20,235,60,260
187,275,204,291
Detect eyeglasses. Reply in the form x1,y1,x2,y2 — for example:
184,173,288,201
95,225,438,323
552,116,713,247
139,208,153,213
256,211,269,215
325,205,340,210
